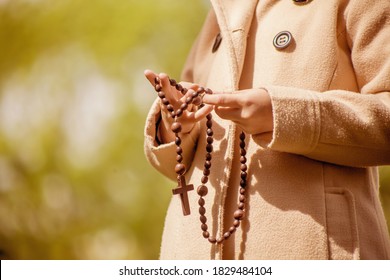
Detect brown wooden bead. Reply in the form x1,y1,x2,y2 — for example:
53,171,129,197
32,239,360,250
158,91,165,98
206,129,213,136
175,83,183,92
203,169,210,176
198,197,205,206
200,215,207,224
167,104,174,112
199,206,206,215
207,136,213,144
205,153,212,161
224,232,231,239
240,132,246,140
239,195,246,203
197,87,205,94
180,103,188,111
170,111,176,118
181,88,188,95
155,84,162,91
233,219,241,227
175,163,186,175
192,97,202,106
176,154,183,163
234,209,244,220
162,98,170,106
217,237,225,244
241,172,247,180
240,188,246,195
171,122,182,133
201,223,208,231
208,237,217,244
176,109,183,117
206,119,212,128
206,144,213,153
197,185,208,196
240,141,246,149
229,226,236,234
241,164,247,172
201,176,208,184
204,161,212,169
154,77,160,84
185,96,193,104
240,149,246,156
238,202,245,210
240,179,246,188
206,113,212,120
205,88,213,94
203,231,210,238
240,156,247,164
176,146,183,154
170,79,177,86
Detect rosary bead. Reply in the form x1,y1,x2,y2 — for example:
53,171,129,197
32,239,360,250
185,96,193,104
240,156,247,164
175,83,183,92
192,97,202,106
176,109,183,118
203,169,210,176
239,195,246,203
201,176,208,184
191,91,199,98
170,79,177,86
240,132,246,141
233,219,241,227
240,141,246,149
203,231,210,239
217,237,225,244
162,96,170,104
176,154,183,163
204,160,212,169
175,163,186,175
224,232,231,239
167,104,174,112
238,202,245,210
154,77,160,84
180,103,188,111
199,206,206,215
201,223,208,231
155,84,162,92
171,122,182,133
197,87,205,94
205,88,213,95
241,164,248,172
198,197,205,206
241,172,247,180
181,88,188,95
170,111,176,118
207,136,213,144
206,114,212,121
240,188,246,195
240,179,246,188
229,226,236,234
197,185,208,196
176,146,183,155
157,91,165,99
234,209,245,220
208,237,217,244
206,119,213,128
206,129,213,136
205,153,212,161
200,215,207,224
175,137,181,145
206,144,213,153
240,149,246,156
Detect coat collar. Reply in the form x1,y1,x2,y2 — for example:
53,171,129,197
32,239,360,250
210,0,259,89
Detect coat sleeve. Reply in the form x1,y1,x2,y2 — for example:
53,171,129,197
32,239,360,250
262,1,390,167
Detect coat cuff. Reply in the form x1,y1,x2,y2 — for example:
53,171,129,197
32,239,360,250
265,85,321,155
144,98,200,181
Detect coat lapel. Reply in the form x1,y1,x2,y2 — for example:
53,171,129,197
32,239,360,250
210,0,259,89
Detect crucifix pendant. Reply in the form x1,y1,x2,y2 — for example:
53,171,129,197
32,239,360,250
172,175,194,216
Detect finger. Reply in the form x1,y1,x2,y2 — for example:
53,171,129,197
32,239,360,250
202,92,241,107
144,69,158,86
214,106,241,121
193,105,214,121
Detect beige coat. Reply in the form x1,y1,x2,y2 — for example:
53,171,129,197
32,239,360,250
144,0,390,259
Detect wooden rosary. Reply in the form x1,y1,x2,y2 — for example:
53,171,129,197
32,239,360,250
153,76,247,244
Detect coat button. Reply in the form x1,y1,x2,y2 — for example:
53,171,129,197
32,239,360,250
273,31,292,50
292,0,312,4
212,33,222,53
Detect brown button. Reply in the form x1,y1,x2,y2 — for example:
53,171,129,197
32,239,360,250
293,0,312,4
212,33,222,53
273,31,292,50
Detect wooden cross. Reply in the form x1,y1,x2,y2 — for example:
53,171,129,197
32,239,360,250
172,176,194,216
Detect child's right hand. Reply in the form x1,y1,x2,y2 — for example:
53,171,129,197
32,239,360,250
144,69,213,143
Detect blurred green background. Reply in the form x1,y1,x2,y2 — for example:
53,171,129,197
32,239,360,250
0,0,389,260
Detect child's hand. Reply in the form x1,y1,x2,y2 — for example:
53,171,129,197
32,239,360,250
202,88,274,136
144,70,212,143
